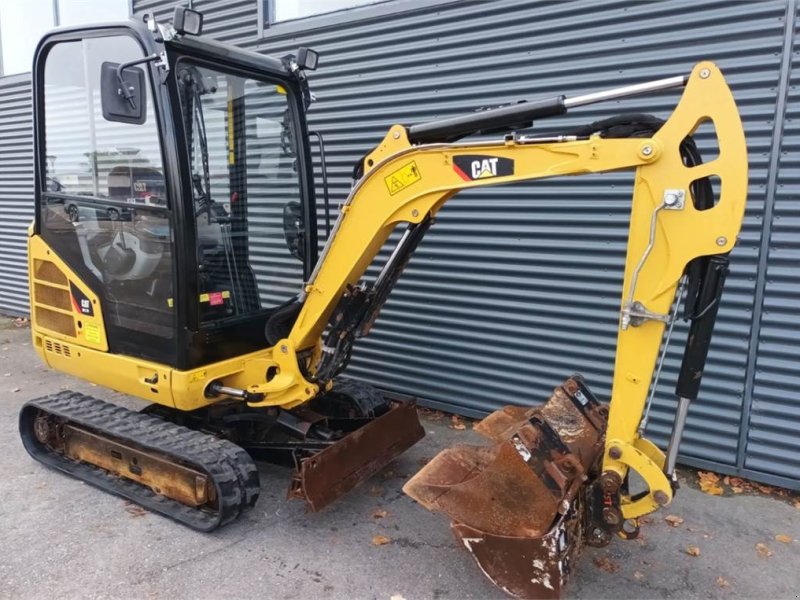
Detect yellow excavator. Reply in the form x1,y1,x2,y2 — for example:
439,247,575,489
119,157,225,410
21,8,746,598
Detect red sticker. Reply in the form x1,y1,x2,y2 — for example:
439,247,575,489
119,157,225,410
208,292,225,306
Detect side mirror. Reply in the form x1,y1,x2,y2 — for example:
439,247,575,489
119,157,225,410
101,62,146,124
282,201,305,262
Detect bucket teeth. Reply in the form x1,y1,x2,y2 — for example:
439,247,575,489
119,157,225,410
404,376,608,599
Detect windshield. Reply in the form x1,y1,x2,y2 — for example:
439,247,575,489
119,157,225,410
176,60,305,323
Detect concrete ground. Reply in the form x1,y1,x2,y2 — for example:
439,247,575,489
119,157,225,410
1,317,798,600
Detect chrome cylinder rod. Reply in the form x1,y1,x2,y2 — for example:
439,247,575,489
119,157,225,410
664,395,691,476
564,75,687,109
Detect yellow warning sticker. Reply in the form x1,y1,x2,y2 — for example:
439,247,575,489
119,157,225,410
84,322,101,344
189,370,207,383
384,161,421,196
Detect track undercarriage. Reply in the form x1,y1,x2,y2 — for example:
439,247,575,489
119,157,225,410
19,379,424,530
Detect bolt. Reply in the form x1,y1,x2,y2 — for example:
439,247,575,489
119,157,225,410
641,145,653,156
716,236,727,246
602,507,622,526
411,209,419,217
393,131,401,139
280,344,288,354
608,446,623,460
664,192,679,206
699,68,711,79
653,490,670,506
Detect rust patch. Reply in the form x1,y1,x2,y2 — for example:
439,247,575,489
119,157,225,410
404,376,607,599
290,400,424,511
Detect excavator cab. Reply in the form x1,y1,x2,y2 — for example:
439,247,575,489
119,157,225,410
34,10,319,367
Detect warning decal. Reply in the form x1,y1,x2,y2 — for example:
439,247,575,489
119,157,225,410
384,161,421,196
84,323,101,344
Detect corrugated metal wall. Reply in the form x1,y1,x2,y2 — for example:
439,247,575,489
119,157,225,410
746,6,800,486
0,0,794,487
0,75,34,316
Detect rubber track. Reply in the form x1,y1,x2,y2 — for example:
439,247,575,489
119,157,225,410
19,391,260,532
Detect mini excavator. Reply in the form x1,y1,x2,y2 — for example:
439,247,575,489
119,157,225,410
21,8,746,598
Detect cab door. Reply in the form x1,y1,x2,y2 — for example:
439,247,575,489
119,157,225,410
35,30,178,365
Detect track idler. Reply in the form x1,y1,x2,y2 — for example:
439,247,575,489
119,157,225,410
404,376,608,599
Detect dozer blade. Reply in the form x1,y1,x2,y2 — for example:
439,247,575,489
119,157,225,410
404,376,607,599
290,400,424,511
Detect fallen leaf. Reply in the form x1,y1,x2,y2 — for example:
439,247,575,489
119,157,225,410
755,542,773,558
664,515,684,527
699,479,724,496
372,509,389,519
793,500,800,510
592,556,619,573
372,535,391,546
698,470,720,483
775,534,792,544
756,484,775,495
716,577,730,588
723,476,731,485
11,387,20,393
450,415,466,430
369,485,384,497
686,545,701,557
633,570,645,581
124,504,147,518
731,486,744,494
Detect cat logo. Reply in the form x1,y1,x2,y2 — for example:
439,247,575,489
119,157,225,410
452,155,514,181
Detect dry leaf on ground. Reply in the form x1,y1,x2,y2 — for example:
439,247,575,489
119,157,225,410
794,500,800,510
592,556,619,573
698,471,724,496
716,577,730,588
372,535,391,546
450,415,466,430
685,545,701,557
664,515,684,527
124,503,146,518
755,542,773,558
372,509,389,519
775,534,792,544
633,570,645,581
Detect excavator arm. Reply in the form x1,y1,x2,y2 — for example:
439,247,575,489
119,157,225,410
247,61,746,598
252,60,745,506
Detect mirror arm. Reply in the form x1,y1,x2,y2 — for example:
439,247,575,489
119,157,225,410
115,54,161,109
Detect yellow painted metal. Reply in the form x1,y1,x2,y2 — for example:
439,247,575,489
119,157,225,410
606,437,674,519
28,62,746,522
28,233,108,353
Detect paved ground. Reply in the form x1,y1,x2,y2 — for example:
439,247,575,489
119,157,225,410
1,318,799,599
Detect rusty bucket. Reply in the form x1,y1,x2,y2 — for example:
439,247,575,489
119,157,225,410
404,376,607,599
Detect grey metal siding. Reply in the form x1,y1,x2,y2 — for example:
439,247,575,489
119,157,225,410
241,0,792,482
0,75,33,317
0,0,781,488
746,7,800,483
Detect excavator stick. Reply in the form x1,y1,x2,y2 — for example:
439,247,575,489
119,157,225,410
404,377,607,599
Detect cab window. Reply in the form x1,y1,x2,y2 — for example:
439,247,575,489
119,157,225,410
40,35,174,342
176,60,305,323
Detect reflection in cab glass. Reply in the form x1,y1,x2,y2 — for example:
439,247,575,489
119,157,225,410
176,61,305,323
41,35,173,342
